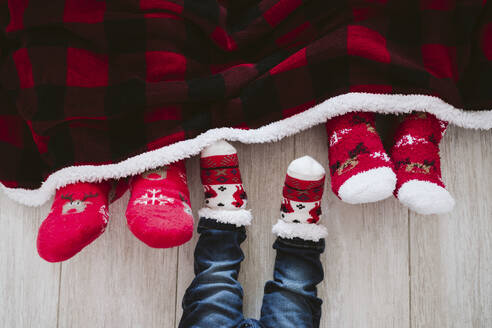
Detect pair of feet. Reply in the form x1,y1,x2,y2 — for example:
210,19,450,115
37,161,194,262
326,112,454,215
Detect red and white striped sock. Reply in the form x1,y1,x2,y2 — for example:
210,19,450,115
37,181,110,262
272,156,327,241
198,140,252,226
126,160,194,248
325,112,396,204
391,112,454,214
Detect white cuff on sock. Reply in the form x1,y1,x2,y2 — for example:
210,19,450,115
272,219,327,242
198,207,252,227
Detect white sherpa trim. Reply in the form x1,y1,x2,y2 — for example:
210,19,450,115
272,219,328,242
198,207,252,227
338,167,396,204
201,139,237,157
287,155,325,180
397,179,455,215
1,92,491,207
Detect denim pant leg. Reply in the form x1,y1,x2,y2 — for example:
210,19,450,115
259,237,325,328
179,218,247,328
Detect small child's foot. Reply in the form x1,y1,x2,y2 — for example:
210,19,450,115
272,156,327,241
391,112,455,215
37,182,110,262
198,140,252,226
326,112,396,204
126,160,193,248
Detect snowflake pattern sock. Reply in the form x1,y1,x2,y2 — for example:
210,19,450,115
391,112,454,215
37,182,110,262
272,156,327,241
125,160,194,248
197,140,252,226
325,112,396,204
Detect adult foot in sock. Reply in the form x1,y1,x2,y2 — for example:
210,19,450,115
326,112,396,204
391,112,454,214
37,182,110,262
126,160,194,248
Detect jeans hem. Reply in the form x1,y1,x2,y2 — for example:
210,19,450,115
276,236,325,251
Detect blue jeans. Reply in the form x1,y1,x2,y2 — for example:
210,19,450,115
179,218,325,328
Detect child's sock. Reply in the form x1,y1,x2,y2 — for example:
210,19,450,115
126,160,194,248
391,112,454,214
325,112,396,204
37,182,110,262
272,156,327,241
198,140,252,226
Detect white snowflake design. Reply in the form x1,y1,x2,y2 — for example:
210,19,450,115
99,205,109,225
330,128,352,146
394,134,428,148
134,189,175,206
440,121,447,137
370,151,391,162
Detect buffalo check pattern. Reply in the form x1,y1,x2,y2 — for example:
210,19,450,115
0,0,491,189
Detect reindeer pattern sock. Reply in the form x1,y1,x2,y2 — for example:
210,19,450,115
325,112,396,204
198,140,252,226
272,156,328,242
37,182,110,262
126,160,194,248
391,112,454,214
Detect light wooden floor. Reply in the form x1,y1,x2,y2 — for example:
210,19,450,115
1,124,491,328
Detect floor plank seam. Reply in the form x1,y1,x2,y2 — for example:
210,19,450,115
408,208,412,328
56,263,62,328
174,247,180,328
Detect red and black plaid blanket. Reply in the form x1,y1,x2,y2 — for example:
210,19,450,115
0,0,491,204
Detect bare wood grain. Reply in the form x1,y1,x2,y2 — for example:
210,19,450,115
410,127,492,328
295,125,410,328
0,196,60,328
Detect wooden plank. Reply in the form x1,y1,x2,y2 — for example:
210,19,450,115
236,138,296,319
410,127,492,328
295,125,410,328
0,195,60,327
175,138,295,324
57,192,179,328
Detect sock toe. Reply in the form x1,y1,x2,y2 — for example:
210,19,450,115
338,166,396,204
126,205,193,248
287,156,325,180
201,140,236,157
397,179,455,215
37,214,107,262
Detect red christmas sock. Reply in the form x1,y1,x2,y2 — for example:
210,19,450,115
126,160,193,248
37,182,110,262
391,112,454,214
198,140,252,226
325,112,396,204
272,156,327,241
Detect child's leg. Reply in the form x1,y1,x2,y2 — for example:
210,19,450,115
179,140,254,328
263,156,326,328
259,237,325,328
325,112,396,204
179,218,247,328
391,112,454,214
